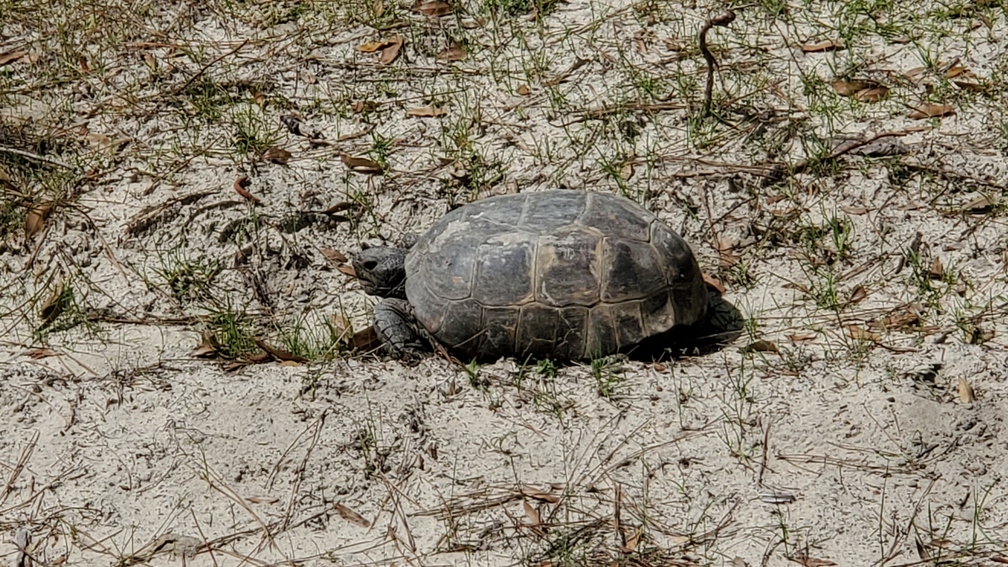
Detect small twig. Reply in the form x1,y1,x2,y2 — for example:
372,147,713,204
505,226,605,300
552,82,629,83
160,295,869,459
699,10,737,116
0,146,73,169
782,130,914,178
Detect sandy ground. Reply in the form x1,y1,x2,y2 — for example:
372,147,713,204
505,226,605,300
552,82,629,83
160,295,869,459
2,0,1008,565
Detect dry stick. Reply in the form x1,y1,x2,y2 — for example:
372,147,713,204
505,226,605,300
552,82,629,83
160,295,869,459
0,146,73,169
699,11,737,117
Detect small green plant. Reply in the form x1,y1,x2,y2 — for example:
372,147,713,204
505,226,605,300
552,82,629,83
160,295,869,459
205,301,257,358
483,0,558,17
155,253,221,306
590,356,626,401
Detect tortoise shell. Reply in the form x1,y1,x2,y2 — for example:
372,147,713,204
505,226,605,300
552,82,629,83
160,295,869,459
404,190,707,360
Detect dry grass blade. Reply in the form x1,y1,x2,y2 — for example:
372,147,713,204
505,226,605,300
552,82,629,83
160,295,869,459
801,40,842,52
407,106,445,117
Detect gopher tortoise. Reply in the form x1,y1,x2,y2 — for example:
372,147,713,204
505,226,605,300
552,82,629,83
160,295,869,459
353,190,712,362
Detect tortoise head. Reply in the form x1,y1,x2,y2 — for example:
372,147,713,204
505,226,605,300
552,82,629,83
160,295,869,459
353,246,408,299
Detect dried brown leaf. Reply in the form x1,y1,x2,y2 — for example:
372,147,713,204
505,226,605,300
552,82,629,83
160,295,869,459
415,1,451,16
903,66,927,81
358,40,392,53
928,257,944,279
337,264,357,277
622,529,641,553
516,84,531,96
322,201,359,215
702,272,725,294
946,66,974,79
351,326,382,350
39,284,64,327
846,326,880,342
847,284,868,304
78,55,89,72
262,146,292,165
351,100,377,113
854,86,888,102
379,35,403,65
801,40,843,53
523,500,541,526
521,487,561,503
952,80,987,92
830,79,869,96
340,154,383,174
247,496,280,504
742,340,779,354
331,314,353,343
0,50,26,66
24,348,58,359
25,201,53,239
841,204,868,215
407,105,446,117
322,248,349,263
192,332,221,358
908,104,955,119
958,378,976,403
791,556,836,567
436,43,467,62
334,502,371,527
960,194,998,213
254,338,308,363
787,332,817,343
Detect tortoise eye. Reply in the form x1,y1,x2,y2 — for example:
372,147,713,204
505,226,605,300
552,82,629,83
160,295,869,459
362,261,378,271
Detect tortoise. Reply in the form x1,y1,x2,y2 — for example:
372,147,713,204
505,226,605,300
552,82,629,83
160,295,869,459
353,190,711,362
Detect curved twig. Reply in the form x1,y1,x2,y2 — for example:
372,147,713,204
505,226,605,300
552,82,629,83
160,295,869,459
699,10,737,117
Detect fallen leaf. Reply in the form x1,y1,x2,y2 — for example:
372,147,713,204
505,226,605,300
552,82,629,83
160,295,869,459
351,100,377,113
254,338,308,363
322,248,349,263
373,0,384,16
742,340,779,354
85,132,113,149
233,175,261,204
521,487,561,503
407,105,445,117
516,84,531,96
946,66,974,79
622,528,641,552
830,79,869,96
379,35,403,65
262,146,292,165
847,326,880,342
78,55,89,72
523,500,541,526
334,502,371,527
801,40,842,52
340,154,383,174
952,80,987,92
247,496,280,504
841,204,868,215
39,284,65,327
436,43,467,62
331,314,353,343
702,272,725,294
252,89,266,108
908,104,955,119
192,332,222,358
958,377,976,403
0,50,26,66
351,325,382,350
337,264,357,277
143,52,156,71
903,66,927,82
23,348,58,359
787,332,817,343
854,86,888,102
25,201,53,239
960,194,998,213
415,0,451,16
847,284,868,304
358,40,393,53
928,257,944,279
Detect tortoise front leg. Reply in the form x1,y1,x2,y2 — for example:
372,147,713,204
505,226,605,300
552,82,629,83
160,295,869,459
373,298,431,362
